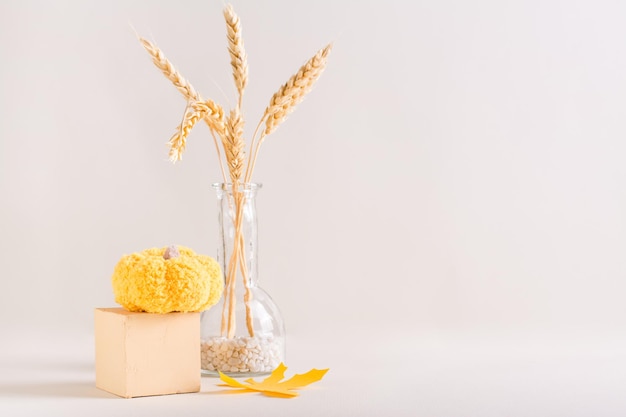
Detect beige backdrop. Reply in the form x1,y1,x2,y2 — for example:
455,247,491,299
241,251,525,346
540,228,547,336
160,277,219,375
1,0,625,347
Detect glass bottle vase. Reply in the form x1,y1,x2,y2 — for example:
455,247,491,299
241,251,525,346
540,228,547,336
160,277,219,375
201,183,285,377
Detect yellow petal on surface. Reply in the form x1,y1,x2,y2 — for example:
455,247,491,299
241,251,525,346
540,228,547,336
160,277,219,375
244,362,287,386
261,362,288,384
218,372,250,389
262,390,300,398
217,363,329,398
276,368,329,388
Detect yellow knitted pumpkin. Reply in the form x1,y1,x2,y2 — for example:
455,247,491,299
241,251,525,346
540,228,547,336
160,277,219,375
112,245,223,313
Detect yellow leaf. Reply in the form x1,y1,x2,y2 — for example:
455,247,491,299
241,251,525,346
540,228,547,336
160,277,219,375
218,372,250,389
260,362,288,384
218,363,329,398
276,368,329,388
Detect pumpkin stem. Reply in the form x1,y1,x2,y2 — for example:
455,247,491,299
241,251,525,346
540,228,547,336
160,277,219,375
163,245,180,259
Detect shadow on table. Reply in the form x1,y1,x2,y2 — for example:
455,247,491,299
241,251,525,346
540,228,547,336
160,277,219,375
1,358,94,373
0,381,115,399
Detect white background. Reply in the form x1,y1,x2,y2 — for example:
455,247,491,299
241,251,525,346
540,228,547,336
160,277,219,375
1,0,626,415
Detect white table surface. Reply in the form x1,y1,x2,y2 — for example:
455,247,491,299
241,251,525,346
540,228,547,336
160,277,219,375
1,329,626,417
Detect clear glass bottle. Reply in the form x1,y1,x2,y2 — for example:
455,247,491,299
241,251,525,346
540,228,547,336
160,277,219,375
201,183,285,377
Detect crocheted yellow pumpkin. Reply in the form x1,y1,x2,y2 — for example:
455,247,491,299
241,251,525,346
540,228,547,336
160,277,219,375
112,245,223,313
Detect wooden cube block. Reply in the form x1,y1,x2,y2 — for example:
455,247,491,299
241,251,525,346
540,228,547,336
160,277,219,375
95,308,200,398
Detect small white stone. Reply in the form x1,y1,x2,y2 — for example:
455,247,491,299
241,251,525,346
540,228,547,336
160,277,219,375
200,336,283,375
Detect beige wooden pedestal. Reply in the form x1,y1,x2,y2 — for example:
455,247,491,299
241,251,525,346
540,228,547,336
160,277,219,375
94,308,200,398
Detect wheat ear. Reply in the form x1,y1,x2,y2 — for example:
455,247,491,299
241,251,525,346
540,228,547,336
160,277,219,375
139,37,226,133
222,109,246,183
139,38,229,179
169,100,226,161
139,38,200,101
263,43,332,135
244,43,332,182
168,102,203,162
223,4,248,109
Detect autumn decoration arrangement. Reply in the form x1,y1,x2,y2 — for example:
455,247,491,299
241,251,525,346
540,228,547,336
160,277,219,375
137,2,331,377
94,4,330,399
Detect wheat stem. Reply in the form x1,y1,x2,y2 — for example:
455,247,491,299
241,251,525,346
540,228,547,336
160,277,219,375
238,223,254,337
222,108,254,337
225,192,248,338
245,131,266,184
209,128,229,191
244,117,266,183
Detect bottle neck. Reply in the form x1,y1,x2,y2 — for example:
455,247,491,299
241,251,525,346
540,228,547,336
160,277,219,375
216,183,261,288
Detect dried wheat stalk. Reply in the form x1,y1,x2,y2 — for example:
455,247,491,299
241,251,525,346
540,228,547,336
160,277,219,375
139,37,227,179
139,38,200,102
244,43,332,182
138,4,332,342
223,109,246,183
168,103,202,162
168,100,225,161
223,109,256,336
223,5,248,109
139,37,227,136
222,108,253,336
263,44,332,136
223,5,251,338
238,232,254,337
